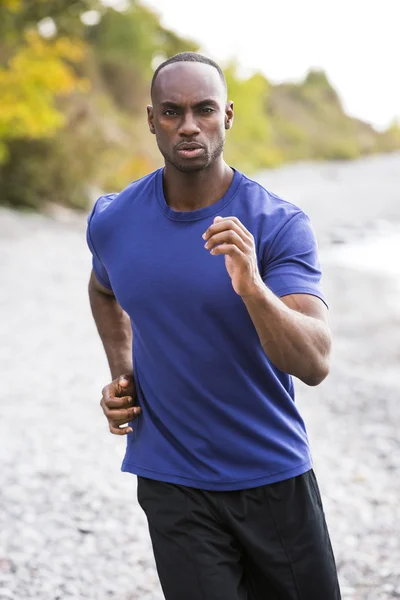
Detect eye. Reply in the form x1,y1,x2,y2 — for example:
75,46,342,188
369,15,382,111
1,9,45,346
200,107,214,114
162,109,178,116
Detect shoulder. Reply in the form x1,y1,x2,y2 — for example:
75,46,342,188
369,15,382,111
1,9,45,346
237,172,309,240
241,172,302,216
88,169,161,229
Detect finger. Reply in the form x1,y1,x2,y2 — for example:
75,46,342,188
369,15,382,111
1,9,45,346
102,375,135,401
216,216,252,238
119,374,132,386
117,374,135,394
210,244,244,258
203,218,244,239
108,423,133,436
103,394,135,409
103,406,141,424
205,230,248,253
203,219,252,244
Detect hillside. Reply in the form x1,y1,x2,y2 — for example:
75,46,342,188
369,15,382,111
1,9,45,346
0,0,398,210
267,70,390,161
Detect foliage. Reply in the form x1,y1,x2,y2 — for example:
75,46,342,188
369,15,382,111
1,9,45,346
87,3,198,112
224,66,282,171
377,119,400,152
266,70,386,163
0,2,399,210
0,0,195,208
0,0,99,39
0,32,87,162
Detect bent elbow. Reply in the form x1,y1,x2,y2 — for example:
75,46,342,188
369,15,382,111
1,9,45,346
301,360,331,387
303,373,327,387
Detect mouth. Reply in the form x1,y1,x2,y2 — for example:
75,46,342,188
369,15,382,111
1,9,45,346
176,143,205,159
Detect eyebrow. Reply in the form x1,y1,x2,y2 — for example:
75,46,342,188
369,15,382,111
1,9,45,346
160,99,219,109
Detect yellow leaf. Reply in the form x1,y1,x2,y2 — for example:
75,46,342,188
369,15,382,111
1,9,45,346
0,32,89,145
0,0,22,12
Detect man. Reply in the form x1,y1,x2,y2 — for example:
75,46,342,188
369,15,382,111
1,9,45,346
87,52,341,599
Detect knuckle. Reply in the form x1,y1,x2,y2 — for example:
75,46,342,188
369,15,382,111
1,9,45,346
101,383,110,396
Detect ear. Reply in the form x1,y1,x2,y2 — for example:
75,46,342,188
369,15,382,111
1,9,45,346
225,101,234,130
147,105,155,135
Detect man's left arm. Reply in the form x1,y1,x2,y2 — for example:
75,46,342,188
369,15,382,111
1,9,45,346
241,287,331,386
203,214,331,386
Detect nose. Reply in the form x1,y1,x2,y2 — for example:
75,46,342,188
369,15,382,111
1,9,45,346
178,112,201,137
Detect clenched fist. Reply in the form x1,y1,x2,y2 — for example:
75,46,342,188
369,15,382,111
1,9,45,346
202,216,263,297
100,374,141,435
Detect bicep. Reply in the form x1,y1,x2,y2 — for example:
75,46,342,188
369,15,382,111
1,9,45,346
281,293,330,327
89,269,115,297
262,211,327,307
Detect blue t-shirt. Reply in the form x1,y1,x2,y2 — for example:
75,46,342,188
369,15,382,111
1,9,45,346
87,168,325,491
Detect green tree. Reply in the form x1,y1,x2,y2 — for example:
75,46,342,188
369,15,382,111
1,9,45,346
87,3,198,111
225,65,280,171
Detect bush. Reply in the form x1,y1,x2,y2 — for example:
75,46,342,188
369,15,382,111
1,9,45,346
0,113,106,210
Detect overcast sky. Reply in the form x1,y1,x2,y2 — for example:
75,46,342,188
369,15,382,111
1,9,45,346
140,0,400,130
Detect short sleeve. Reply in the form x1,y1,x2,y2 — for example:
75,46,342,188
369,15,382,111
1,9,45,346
86,201,112,290
262,210,326,306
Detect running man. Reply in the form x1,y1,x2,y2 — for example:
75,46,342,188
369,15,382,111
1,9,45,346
87,52,341,599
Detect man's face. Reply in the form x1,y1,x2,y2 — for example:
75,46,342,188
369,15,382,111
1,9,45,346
148,62,233,173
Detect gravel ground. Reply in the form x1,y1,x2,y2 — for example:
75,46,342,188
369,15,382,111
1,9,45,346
1,153,400,599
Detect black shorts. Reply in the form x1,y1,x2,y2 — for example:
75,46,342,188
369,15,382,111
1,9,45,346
137,469,341,600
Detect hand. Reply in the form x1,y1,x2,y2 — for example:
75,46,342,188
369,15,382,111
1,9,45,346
203,216,263,297
100,374,141,436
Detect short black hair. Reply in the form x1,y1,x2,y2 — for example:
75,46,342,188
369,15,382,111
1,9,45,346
151,52,227,95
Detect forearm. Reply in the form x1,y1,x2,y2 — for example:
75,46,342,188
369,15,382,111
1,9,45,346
242,282,331,386
88,278,133,379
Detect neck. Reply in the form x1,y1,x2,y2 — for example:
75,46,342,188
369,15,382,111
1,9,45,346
162,158,234,212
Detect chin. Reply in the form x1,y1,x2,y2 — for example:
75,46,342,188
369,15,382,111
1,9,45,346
175,162,209,173
169,156,211,173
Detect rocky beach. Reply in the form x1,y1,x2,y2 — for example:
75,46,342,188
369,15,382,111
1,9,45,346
1,152,400,599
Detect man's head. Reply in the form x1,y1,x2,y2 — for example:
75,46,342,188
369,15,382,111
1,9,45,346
148,52,233,173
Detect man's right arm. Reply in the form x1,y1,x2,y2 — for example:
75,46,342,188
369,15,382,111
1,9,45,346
88,270,133,379
89,270,141,435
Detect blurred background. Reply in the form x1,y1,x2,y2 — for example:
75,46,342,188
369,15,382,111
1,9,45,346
0,1,399,599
